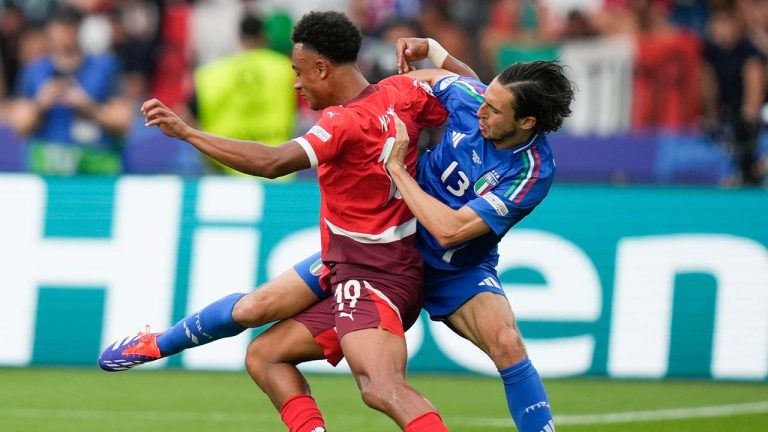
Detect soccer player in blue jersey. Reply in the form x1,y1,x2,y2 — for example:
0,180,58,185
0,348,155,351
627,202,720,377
99,36,573,432
382,38,574,432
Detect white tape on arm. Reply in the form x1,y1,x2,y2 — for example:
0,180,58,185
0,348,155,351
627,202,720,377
427,38,449,68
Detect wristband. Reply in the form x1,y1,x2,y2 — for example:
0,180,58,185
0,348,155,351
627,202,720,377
427,38,449,68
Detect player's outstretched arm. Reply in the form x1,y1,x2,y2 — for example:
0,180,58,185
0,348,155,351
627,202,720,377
385,114,490,248
142,98,310,178
396,37,479,81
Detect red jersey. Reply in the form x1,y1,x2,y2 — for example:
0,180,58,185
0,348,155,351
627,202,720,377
294,75,447,288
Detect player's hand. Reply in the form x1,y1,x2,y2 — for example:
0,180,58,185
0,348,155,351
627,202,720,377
62,80,97,115
141,98,193,140
385,112,410,172
35,79,67,110
396,37,429,74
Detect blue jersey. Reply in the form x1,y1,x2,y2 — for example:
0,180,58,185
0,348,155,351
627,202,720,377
416,75,555,271
19,54,121,147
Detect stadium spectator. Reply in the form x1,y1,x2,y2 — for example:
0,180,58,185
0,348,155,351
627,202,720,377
592,0,640,35
0,24,46,136
192,15,296,173
0,3,26,97
560,9,599,40
14,4,132,174
191,13,297,175
669,0,710,34
533,0,599,41
0,0,57,25
745,0,768,55
357,16,423,88
477,0,569,80
701,1,766,185
106,0,160,101
149,0,194,111
629,0,702,131
420,0,472,72
16,23,48,68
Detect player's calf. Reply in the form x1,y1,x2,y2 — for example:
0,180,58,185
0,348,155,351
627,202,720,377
98,293,247,372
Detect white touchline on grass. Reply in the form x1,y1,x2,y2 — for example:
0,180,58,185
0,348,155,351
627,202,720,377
452,400,768,428
0,408,266,422
0,407,391,427
2,401,768,427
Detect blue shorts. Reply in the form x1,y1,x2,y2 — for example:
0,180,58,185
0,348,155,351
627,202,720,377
421,264,506,320
292,252,329,299
292,251,504,320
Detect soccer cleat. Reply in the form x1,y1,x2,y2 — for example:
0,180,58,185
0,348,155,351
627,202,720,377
98,325,162,372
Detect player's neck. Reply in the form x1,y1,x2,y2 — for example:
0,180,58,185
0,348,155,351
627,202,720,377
492,129,533,151
329,65,370,106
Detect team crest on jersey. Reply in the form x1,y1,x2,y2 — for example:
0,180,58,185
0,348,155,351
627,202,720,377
414,79,435,96
309,125,331,142
309,259,324,276
474,171,500,196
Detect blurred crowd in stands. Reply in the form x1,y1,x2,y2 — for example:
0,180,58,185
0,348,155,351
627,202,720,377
0,0,767,186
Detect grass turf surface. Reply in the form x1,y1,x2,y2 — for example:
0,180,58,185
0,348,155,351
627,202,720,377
1,368,767,431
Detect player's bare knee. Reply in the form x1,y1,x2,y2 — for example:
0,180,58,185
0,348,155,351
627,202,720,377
489,325,526,366
245,335,279,379
358,377,406,412
359,386,385,411
232,292,274,327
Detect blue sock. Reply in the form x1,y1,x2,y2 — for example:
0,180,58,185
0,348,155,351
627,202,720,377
156,293,247,356
499,358,554,432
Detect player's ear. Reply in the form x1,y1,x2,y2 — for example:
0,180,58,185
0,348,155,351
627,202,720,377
519,116,536,131
316,58,330,79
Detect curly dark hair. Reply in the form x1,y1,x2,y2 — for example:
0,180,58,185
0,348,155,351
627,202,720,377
291,11,362,64
498,61,575,133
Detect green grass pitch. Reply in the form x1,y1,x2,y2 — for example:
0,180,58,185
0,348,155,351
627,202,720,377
1,368,767,431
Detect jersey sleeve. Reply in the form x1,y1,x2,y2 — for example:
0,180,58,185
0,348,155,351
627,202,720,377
390,75,447,128
433,75,487,132
292,110,355,167
467,152,555,235
102,55,122,100
18,63,41,98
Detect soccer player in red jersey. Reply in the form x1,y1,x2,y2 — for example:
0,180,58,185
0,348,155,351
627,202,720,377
135,11,449,432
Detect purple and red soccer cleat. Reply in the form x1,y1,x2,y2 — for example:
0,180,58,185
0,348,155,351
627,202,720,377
98,325,162,372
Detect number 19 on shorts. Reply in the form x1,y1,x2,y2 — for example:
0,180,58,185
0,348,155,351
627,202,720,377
335,280,362,320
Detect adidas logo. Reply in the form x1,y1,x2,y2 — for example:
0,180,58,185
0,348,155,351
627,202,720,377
478,277,501,289
183,322,199,345
310,428,326,432
451,131,466,148
540,419,555,432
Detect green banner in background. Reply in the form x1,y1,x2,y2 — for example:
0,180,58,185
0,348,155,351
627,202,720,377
0,175,766,380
